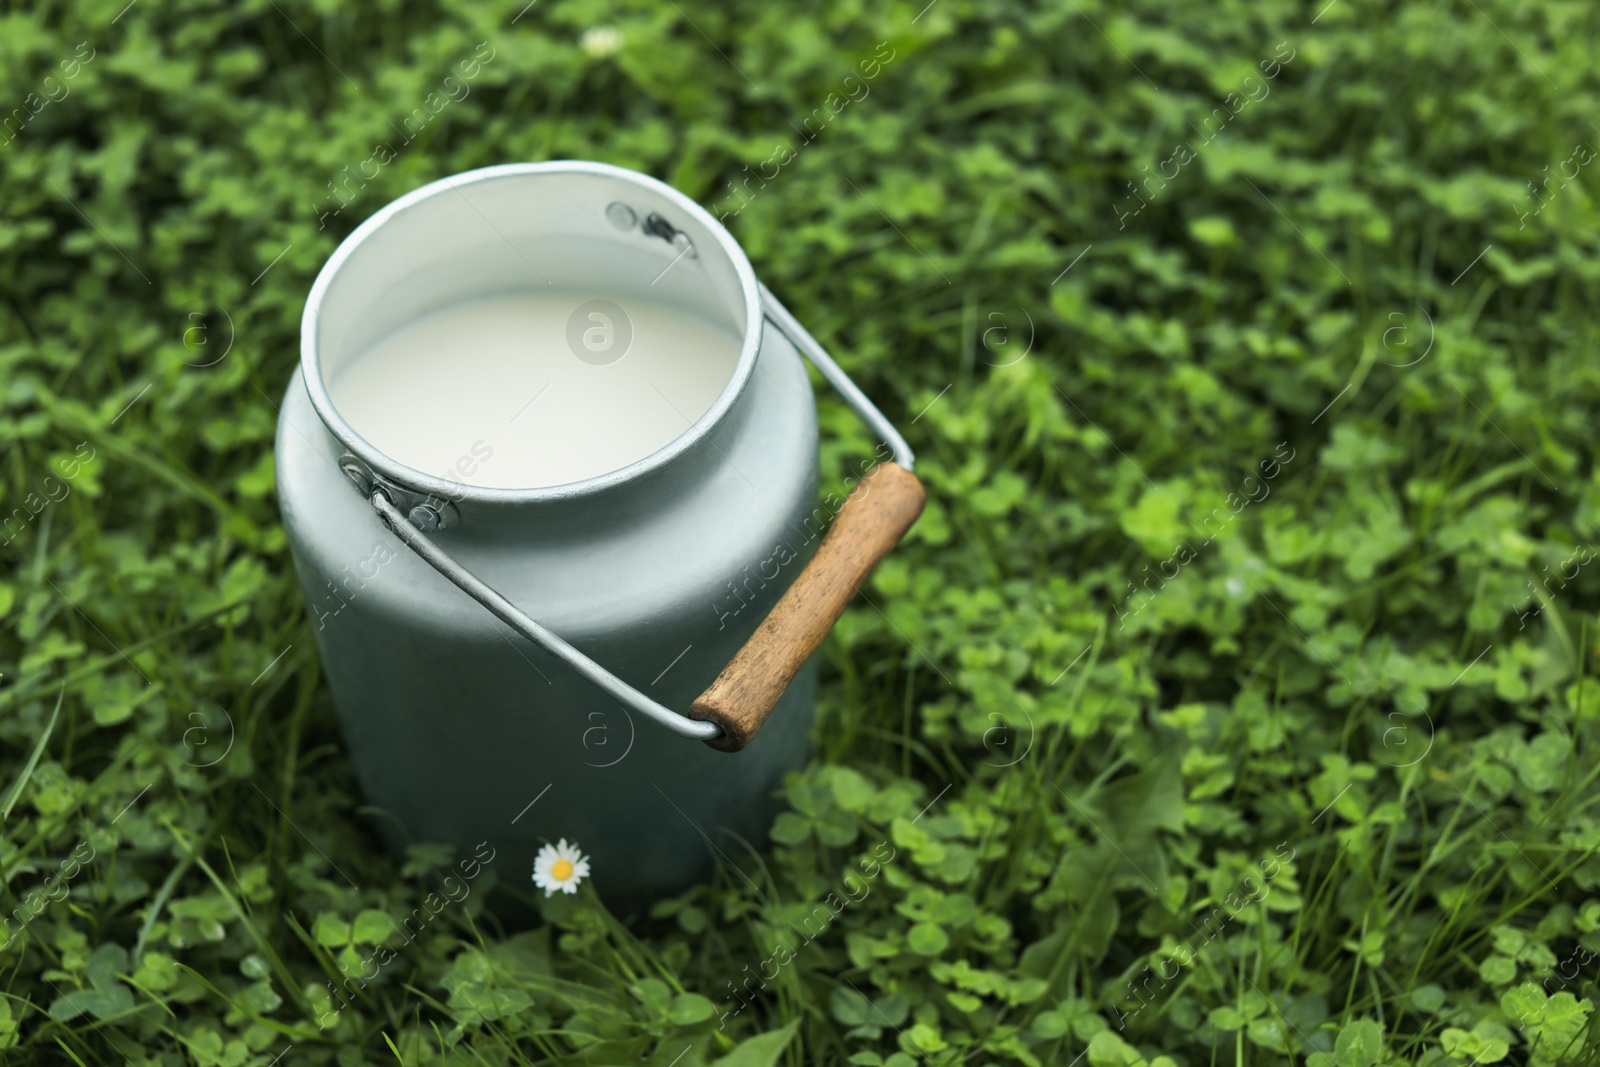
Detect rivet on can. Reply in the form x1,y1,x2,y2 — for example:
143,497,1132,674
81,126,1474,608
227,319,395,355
407,503,444,532
605,202,637,230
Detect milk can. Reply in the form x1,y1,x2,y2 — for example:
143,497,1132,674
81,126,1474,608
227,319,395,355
275,162,924,904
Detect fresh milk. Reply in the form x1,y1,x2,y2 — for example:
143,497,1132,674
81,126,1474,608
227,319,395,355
329,290,741,489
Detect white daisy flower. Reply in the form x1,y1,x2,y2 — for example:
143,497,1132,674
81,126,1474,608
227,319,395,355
532,838,590,896
581,26,624,59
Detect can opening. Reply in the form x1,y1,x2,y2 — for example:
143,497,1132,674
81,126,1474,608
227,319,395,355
306,165,757,493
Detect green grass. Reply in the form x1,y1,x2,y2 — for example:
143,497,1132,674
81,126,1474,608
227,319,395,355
3,0,1600,1063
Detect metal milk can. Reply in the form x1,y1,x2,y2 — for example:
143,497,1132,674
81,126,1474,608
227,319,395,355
275,162,923,904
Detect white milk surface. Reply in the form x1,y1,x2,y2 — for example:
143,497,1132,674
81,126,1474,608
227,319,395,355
329,290,741,489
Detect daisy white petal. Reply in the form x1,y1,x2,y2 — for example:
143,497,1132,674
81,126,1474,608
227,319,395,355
531,838,592,896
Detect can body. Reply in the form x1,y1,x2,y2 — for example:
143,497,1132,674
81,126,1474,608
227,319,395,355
277,163,821,905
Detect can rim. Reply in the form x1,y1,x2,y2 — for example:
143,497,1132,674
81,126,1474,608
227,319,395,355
299,160,764,505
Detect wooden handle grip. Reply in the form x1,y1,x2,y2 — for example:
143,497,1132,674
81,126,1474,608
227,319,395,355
690,462,926,752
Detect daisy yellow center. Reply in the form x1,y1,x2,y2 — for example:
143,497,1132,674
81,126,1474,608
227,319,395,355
551,859,574,880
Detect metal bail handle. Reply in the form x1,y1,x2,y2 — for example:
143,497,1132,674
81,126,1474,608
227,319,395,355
362,287,925,752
